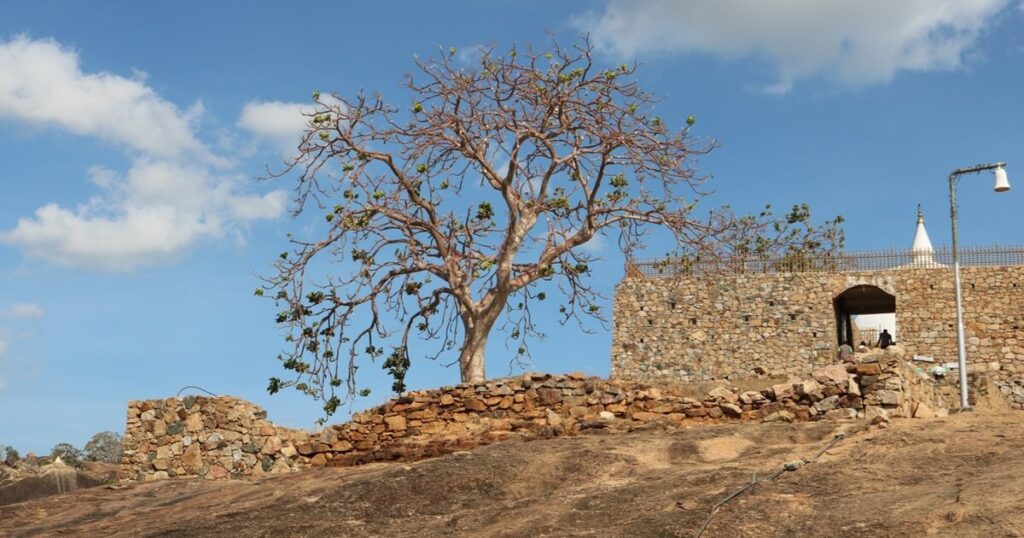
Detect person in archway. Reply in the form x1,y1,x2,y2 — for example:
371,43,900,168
837,340,854,362
878,329,893,349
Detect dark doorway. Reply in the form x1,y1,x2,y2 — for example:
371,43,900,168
833,285,896,347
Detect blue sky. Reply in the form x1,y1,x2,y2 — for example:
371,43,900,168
1,1,1022,453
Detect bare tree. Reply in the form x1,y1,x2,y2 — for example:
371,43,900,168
260,38,842,415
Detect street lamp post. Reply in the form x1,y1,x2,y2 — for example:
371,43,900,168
948,162,1010,409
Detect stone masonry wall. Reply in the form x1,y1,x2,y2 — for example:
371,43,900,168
120,396,312,481
123,350,940,481
612,265,1024,403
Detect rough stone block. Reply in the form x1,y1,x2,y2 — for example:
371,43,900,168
812,364,850,387
537,388,563,406
719,403,743,417
384,415,408,432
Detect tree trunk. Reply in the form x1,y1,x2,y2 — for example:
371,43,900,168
459,307,501,383
459,334,487,383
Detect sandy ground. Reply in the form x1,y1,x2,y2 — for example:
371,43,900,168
2,411,1023,537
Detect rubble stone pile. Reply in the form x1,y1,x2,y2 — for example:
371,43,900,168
122,347,944,481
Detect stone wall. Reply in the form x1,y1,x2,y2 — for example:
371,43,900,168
120,396,312,481
612,265,1024,403
122,350,942,481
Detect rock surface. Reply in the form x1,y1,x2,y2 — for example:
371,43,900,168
9,412,1024,537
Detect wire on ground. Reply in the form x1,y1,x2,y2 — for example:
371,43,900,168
693,423,870,538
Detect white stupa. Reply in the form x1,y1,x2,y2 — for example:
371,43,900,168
908,204,940,268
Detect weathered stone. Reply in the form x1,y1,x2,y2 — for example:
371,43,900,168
464,398,487,412
847,377,862,397
568,406,589,418
384,415,408,432
605,403,627,414
824,408,858,420
813,364,850,387
763,410,796,423
738,391,764,405
296,442,331,456
856,363,883,376
719,403,743,417
185,413,204,432
875,389,902,406
813,395,840,414
707,386,739,404
269,458,291,474
913,402,935,419
262,436,282,455
771,383,796,401
210,465,229,479
166,421,185,436
537,388,563,406
865,406,891,424
182,443,203,474
795,379,824,401
839,395,864,410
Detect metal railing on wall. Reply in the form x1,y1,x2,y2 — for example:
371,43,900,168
626,245,1024,278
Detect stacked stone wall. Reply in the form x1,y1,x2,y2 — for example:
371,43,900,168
120,396,311,481
612,266,1024,404
123,350,943,481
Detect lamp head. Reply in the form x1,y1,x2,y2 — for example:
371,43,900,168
994,165,1011,192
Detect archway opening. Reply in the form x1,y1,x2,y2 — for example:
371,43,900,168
833,285,896,348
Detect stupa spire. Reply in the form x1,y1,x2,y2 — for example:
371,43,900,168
911,204,935,266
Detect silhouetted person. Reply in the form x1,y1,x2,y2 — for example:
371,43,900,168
878,329,893,349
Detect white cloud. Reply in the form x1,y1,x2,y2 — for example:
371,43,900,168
2,160,286,271
576,0,1011,91
238,100,309,155
1,304,43,319
0,35,211,160
0,37,287,272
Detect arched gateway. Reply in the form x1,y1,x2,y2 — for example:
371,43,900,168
833,285,896,347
